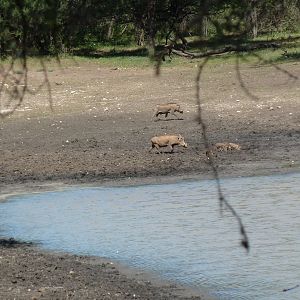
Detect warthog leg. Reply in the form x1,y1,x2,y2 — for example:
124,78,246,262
168,143,174,153
170,109,182,119
153,111,168,120
149,143,162,154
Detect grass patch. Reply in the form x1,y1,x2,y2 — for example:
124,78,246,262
71,55,154,68
72,35,300,68
1,35,300,70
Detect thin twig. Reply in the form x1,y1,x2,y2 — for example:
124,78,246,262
251,52,298,80
39,59,53,111
196,57,250,251
235,54,260,101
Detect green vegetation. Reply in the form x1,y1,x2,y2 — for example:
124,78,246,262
2,39,300,70
70,33,300,68
1,0,300,59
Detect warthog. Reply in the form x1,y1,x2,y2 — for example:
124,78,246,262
206,142,241,158
215,142,241,151
150,134,188,153
153,103,183,120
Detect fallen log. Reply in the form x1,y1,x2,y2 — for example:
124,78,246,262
171,42,280,59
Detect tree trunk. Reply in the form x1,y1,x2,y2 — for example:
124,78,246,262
136,27,145,46
106,17,115,40
250,5,258,38
246,0,258,38
202,16,208,37
145,0,156,48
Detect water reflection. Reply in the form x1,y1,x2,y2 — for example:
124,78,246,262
0,172,300,300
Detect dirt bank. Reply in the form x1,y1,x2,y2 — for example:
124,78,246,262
1,61,299,188
0,60,299,299
0,239,210,300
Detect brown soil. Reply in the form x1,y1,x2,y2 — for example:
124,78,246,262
0,60,299,299
0,239,208,300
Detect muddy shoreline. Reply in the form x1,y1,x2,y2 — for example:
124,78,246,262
0,238,213,300
0,61,299,299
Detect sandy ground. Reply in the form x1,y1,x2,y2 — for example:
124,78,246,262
0,59,299,299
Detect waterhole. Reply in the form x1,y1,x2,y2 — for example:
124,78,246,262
0,172,299,300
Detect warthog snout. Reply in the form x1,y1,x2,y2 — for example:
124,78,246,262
181,141,188,147
178,136,188,148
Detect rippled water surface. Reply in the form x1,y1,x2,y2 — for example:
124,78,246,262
1,172,300,300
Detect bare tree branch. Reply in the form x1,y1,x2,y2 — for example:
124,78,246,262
0,1,55,118
235,54,260,101
39,59,53,111
196,57,250,252
251,52,298,80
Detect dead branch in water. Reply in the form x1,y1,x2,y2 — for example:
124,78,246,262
282,284,299,292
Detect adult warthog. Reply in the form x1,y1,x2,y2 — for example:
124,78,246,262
153,103,183,120
150,134,188,153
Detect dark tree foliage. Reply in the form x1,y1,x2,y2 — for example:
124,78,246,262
0,0,299,55
0,0,64,56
